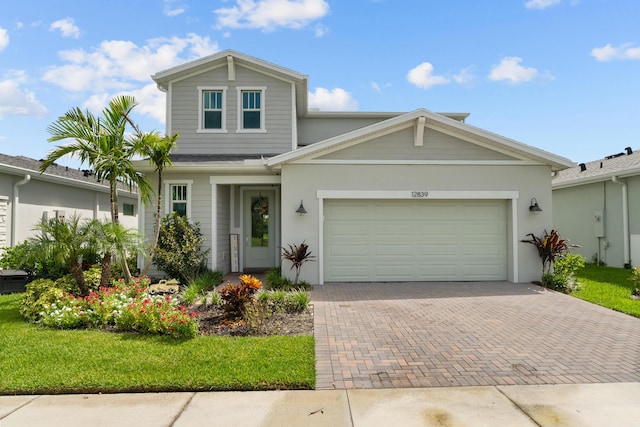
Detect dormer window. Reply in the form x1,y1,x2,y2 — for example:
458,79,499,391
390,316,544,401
237,87,266,132
198,87,227,132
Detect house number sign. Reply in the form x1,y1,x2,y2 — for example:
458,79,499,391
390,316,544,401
411,191,429,198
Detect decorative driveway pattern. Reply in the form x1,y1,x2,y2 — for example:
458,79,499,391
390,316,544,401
312,282,640,389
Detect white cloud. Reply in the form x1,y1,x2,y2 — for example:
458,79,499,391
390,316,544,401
452,67,475,85
370,81,391,92
42,34,218,123
314,23,328,37
525,0,561,10
407,62,450,89
488,57,538,83
0,70,48,118
591,43,640,61
50,17,80,39
127,83,167,124
43,34,219,91
215,0,330,32
308,87,358,111
164,0,187,16
0,27,8,52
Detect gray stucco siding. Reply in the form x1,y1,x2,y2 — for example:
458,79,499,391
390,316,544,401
297,116,391,146
280,163,553,284
316,127,519,161
553,176,640,267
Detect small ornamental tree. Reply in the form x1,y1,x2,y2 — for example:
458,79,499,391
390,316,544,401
281,241,315,286
152,213,209,284
522,229,578,275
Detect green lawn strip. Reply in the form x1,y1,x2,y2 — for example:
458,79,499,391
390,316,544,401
0,294,315,394
573,264,640,318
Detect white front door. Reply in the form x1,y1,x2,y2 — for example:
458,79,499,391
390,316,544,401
244,190,276,271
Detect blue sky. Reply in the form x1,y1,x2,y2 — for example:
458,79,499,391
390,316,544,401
1,0,639,168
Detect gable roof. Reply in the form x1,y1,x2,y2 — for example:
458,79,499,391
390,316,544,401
267,108,574,171
152,50,309,116
552,147,640,189
0,153,137,195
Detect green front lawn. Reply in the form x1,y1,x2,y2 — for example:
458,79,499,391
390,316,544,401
0,293,315,395
574,264,640,318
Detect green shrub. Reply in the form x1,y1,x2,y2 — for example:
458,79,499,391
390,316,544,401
181,270,224,305
19,267,103,322
152,213,210,284
284,290,310,313
20,278,64,322
541,253,585,293
265,266,310,291
631,268,640,297
255,289,310,313
0,240,68,279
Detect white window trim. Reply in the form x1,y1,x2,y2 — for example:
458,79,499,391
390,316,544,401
236,86,267,133
197,86,228,133
165,180,193,218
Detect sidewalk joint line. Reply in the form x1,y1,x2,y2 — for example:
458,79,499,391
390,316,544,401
495,386,542,427
168,392,196,427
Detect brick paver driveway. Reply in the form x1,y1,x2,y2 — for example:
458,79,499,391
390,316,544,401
312,282,640,389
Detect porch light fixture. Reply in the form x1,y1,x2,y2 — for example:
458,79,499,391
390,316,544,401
529,198,543,213
296,200,307,215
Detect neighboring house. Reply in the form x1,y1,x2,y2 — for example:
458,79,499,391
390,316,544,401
0,153,138,250
552,147,640,268
136,50,573,284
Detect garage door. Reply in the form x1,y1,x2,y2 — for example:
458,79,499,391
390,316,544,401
323,199,507,282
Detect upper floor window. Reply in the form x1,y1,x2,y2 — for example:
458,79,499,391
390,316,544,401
198,87,227,132
237,87,266,132
122,203,135,216
165,180,193,218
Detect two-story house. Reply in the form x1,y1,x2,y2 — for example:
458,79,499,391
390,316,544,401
136,50,573,284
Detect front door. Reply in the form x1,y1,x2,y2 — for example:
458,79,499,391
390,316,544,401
244,190,276,271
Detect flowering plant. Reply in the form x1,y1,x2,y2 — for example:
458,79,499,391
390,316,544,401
37,276,199,339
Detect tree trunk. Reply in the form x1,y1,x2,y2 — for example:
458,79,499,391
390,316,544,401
100,252,112,287
70,260,89,296
141,168,163,277
110,177,119,225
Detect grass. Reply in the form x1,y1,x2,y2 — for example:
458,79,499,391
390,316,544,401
573,264,640,318
0,293,315,395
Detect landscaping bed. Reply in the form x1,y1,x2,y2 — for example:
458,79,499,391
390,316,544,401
194,301,313,336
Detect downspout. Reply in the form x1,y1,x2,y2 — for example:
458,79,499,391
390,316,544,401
11,174,31,246
611,176,630,267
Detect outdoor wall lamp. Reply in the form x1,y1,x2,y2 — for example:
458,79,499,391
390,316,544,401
296,200,307,215
529,198,543,213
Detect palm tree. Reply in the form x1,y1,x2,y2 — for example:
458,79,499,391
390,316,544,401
41,95,154,282
137,132,179,276
33,215,93,296
88,220,146,286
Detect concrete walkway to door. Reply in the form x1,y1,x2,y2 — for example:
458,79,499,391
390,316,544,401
312,282,640,389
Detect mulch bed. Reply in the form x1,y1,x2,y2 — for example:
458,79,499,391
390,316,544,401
191,302,314,337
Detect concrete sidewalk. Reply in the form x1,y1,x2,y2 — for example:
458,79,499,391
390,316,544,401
1,382,639,426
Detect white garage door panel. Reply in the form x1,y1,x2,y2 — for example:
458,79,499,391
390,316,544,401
324,199,507,282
